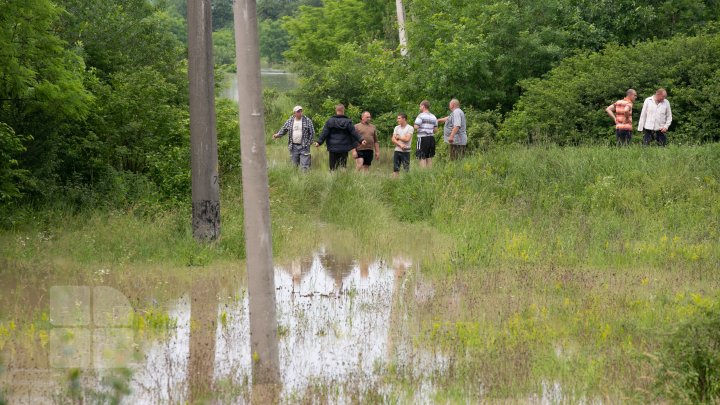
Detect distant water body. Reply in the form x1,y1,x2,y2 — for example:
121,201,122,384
223,69,297,101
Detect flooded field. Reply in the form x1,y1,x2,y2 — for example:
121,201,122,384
0,250,454,403
1,145,718,403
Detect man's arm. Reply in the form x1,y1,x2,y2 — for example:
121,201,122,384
448,126,459,143
307,118,316,139
449,110,463,143
349,124,366,146
391,132,400,147
662,102,672,131
273,118,291,139
637,100,648,132
315,123,329,146
605,104,616,121
397,130,412,143
350,124,362,143
373,131,380,158
437,116,449,124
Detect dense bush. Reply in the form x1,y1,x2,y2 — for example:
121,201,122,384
501,34,720,145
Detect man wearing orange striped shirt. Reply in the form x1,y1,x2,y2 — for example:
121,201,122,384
606,89,637,146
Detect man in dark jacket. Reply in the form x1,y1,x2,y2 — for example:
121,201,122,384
314,104,366,170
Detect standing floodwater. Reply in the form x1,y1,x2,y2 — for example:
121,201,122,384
0,250,447,403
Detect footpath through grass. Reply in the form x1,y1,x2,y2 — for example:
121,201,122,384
1,144,719,401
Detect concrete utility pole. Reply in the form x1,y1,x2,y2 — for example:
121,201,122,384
232,0,281,391
396,0,408,56
188,0,221,241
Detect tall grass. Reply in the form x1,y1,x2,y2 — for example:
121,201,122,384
1,144,717,270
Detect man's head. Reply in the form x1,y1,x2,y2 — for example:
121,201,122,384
654,88,667,103
293,105,303,119
335,104,345,116
449,98,460,111
419,100,431,112
361,111,372,124
626,89,637,102
397,112,407,126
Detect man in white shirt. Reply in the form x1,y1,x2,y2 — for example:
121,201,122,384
638,88,672,146
392,113,414,177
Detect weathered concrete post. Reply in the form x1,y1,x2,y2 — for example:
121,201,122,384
188,0,221,241
232,0,281,392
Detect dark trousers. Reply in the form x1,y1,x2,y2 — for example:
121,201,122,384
616,129,632,146
643,129,667,146
328,151,348,171
449,144,466,160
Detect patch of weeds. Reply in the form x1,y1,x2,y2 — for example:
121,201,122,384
653,295,720,404
220,310,228,329
277,323,289,338
56,368,132,404
132,307,177,336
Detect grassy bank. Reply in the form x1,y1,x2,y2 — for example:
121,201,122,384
1,144,719,401
3,144,717,269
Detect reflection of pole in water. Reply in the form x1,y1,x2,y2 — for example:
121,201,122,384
387,256,412,361
232,0,281,395
188,282,218,402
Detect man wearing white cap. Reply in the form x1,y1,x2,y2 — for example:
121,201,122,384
273,105,315,171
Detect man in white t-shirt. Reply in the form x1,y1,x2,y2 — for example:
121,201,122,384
273,105,315,171
638,88,672,146
413,100,438,168
391,113,414,177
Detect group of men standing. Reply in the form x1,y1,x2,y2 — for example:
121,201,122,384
606,88,673,146
273,99,467,173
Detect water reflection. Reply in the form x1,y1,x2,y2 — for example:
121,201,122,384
187,282,218,402
0,251,446,403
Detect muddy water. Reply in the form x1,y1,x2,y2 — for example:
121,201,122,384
0,250,446,403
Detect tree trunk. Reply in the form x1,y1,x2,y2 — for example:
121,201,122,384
232,0,281,391
188,0,220,242
396,0,408,56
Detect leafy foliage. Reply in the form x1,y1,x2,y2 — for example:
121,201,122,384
259,19,290,66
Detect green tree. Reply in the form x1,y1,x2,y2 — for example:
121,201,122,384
211,0,234,30
0,0,92,199
259,19,289,65
213,27,236,68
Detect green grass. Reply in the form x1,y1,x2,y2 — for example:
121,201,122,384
1,143,719,402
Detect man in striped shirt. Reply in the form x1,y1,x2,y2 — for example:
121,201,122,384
413,100,438,168
606,89,637,146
